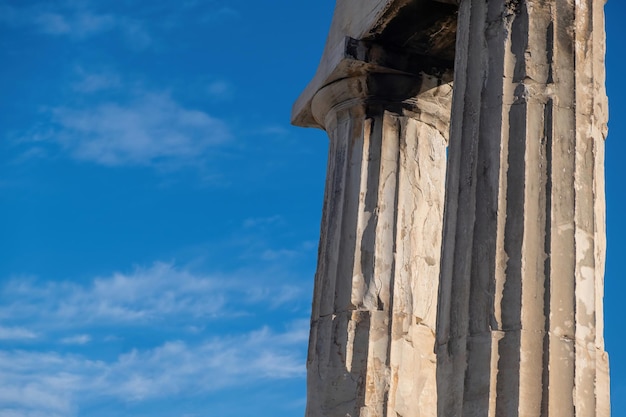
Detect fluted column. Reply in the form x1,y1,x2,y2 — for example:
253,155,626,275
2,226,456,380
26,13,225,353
306,73,452,417
436,0,610,416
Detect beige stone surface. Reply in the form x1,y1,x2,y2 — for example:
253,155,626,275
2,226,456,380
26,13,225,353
306,73,451,417
292,0,457,129
436,0,610,415
292,0,405,128
294,0,610,416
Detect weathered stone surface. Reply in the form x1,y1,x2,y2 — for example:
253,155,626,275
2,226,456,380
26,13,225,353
292,0,457,128
306,72,452,417
294,5,457,413
293,0,610,416
436,0,610,415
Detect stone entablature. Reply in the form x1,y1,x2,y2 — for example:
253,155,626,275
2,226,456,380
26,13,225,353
292,0,458,128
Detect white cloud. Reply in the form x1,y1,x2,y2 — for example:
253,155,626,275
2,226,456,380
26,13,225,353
60,334,91,345
0,323,307,416
255,240,319,263
243,215,283,229
34,11,116,37
72,69,121,93
246,285,306,310
13,66,231,169
32,12,72,34
0,261,310,415
119,18,151,49
0,410,66,417
0,326,37,340
42,94,230,167
199,7,240,23
257,125,290,136
260,248,301,261
159,2,240,27
0,262,305,327
0,350,87,415
109,326,307,399
0,3,151,46
206,80,233,100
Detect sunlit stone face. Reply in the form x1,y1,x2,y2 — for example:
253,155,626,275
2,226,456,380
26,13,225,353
294,0,610,416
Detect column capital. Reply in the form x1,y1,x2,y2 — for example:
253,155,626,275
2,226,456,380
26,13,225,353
312,73,453,139
292,0,458,129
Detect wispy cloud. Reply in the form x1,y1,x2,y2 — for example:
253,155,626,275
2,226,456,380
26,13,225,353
159,2,240,28
11,63,232,170
72,68,121,93
0,323,307,416
0,262,306,328
257,240,318,263
206,80,234,100
60,334,91,345
243,215,284,229
198,6,240,23
0,261,310,415
109,325,307,399
26,93,230,167
260,248,301,261
0,3,151,47
33,11,116,37
0,1,241,48
0,326,37,341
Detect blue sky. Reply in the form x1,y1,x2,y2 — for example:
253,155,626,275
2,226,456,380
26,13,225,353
0,1,624,416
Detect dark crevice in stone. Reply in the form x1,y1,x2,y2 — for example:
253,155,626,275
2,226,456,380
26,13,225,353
370,0,458,63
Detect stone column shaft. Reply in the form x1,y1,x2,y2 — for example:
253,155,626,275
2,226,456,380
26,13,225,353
436,0,609,416
306,73,451,417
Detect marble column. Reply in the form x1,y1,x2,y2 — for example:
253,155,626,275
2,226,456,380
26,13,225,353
436,0,610,416
306,72,452,417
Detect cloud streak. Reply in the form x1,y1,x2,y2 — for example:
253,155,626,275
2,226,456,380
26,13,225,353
0,262,305,328
33,10,116,37
0,261,310,415
0,323,307,416
72,69,121,93
60,335,92,345
0,3,151,47
0,326,37,341
31,93,231,167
